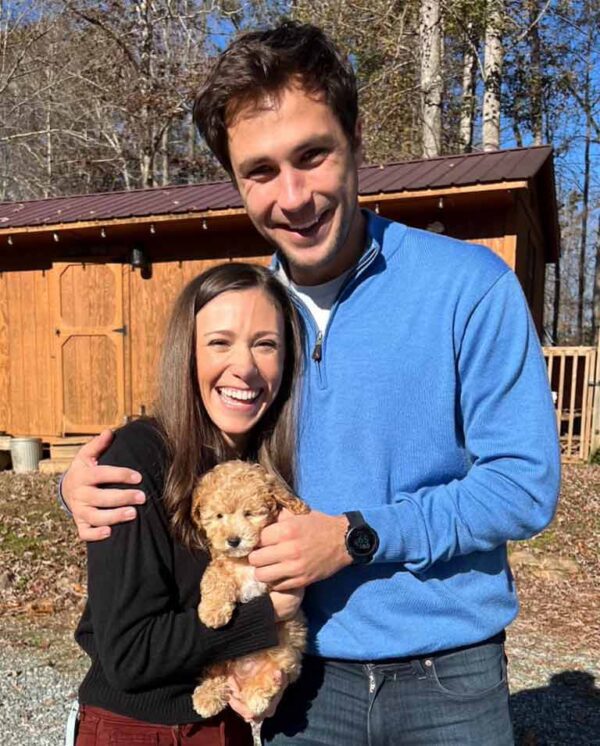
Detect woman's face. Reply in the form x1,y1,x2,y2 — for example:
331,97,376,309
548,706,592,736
195,287,286,450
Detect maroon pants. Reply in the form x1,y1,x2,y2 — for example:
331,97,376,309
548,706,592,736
75,705,252,746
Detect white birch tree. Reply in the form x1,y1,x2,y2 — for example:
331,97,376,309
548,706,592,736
420,0,442,157
458,21,478,151
482,0,503,151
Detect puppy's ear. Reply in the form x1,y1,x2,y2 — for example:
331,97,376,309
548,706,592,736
190,480,210,551
269,478,310,515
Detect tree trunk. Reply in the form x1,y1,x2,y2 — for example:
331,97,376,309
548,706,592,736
138,0,155,188
592,216,600,343
122,163,131,191
528,0,543,145
161,126,169,187
187,114,196,183
419,0,442,158
45,107,52,198
553,257,561,344
459,23,477,152
483,0,504,151
141,151,153,189
512,119,523,148
579,103,592,342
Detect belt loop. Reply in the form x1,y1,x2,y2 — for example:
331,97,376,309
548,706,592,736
171,724,179,746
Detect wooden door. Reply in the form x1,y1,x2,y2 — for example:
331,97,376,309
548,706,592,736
0,270,57,436
51,263,126,434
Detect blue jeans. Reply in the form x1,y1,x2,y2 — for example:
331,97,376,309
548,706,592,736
263,642,514,745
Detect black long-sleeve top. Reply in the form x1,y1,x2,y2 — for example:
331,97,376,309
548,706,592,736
76,418,278,724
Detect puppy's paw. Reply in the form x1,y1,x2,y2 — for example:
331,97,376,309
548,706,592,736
192,681,230,718
244,691,273,718
241,672,282,718
199,601,235,628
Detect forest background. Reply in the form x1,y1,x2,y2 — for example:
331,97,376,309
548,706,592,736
0,0,598,345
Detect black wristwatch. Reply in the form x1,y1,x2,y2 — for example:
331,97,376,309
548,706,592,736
343,511,379,564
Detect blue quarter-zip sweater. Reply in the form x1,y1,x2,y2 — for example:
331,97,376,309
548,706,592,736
275,211,560,660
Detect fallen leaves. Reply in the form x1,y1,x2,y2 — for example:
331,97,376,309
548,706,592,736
508,463,600,658
0,472,86,619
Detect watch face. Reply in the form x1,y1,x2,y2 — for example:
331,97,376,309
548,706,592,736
349,526,376,556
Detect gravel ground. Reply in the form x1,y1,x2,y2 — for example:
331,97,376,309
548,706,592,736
0,641,86,746
0,622,597,745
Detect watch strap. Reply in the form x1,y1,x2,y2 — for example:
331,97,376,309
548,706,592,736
345,510,365,529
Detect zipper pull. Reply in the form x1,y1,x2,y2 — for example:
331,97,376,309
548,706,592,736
312,331,323,362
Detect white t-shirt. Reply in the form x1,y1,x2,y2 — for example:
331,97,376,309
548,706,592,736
277,267,353,333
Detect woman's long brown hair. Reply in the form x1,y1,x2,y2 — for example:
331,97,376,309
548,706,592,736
153,262,303,551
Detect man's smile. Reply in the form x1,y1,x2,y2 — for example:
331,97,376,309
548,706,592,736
277,209,333,242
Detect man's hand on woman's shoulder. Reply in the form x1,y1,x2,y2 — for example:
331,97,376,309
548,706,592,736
61,429,145,542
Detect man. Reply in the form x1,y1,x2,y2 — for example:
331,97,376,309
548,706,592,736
62,21,560,745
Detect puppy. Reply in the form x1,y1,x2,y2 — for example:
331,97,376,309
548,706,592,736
190,460,308,720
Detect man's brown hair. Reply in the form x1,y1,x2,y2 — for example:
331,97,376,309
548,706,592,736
193,21,359,174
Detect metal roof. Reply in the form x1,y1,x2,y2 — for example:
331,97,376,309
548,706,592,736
0,145,554,231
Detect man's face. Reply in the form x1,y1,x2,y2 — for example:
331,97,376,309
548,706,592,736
226,82,365,286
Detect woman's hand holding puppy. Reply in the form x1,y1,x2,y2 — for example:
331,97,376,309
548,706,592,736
228,670,289,724
268,587,304,621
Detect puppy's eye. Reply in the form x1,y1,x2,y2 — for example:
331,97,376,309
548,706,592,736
216,513,223,520
243,510,253,518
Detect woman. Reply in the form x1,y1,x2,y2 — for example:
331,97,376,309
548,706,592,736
74,263,303,746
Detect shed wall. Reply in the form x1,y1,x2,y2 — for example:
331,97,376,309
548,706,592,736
0,276,10,431
0,195,548,439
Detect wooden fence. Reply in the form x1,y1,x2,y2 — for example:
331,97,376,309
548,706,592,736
543,346,598,462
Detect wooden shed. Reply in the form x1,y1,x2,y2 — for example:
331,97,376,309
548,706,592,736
0,145,559,441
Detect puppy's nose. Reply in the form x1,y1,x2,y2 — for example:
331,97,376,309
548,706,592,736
227,537,241,548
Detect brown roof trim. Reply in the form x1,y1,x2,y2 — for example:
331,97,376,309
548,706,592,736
0,207,248,236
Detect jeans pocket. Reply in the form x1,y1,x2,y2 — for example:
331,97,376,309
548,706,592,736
427,642,508,700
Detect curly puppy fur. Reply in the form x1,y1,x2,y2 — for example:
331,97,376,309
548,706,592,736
190,460,309,719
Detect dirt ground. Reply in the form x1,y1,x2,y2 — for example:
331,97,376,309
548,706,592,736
0,466,598,743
